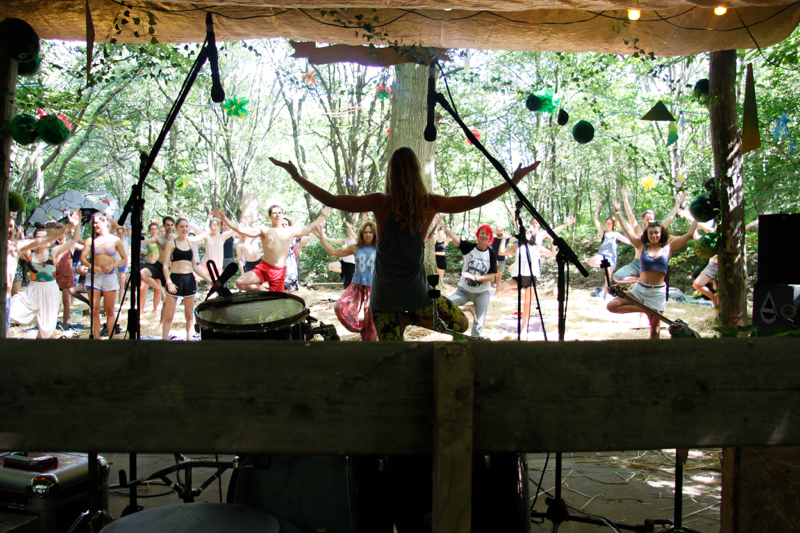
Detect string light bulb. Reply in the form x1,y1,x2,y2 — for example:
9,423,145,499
628,9,641,20
714,6,727,15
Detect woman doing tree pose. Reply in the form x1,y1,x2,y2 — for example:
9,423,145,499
52,219,87,331
162,218,212,340
496,226,557,340
270,147,539,341
607,197,698,339
587,199,630,299
80,213,128,339
314,221,378,341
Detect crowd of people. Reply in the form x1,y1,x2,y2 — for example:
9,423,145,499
6,147,727,342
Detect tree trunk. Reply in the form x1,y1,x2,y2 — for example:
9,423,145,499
1,54,17,339
389,63,437,275
709,50,747,327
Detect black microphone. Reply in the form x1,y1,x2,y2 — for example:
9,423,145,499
206,13,225,103
423,63,437,142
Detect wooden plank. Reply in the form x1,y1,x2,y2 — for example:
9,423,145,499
432,344,473,533
1,338,799,454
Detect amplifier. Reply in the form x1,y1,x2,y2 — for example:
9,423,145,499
752,283,800,336
757,214,800,284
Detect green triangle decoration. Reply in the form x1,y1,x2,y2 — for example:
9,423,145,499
641,100,676,122
741,63,761,155
666,121,678,147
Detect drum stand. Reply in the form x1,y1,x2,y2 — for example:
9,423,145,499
656,452,705,533
119,454,236,504
66,452,114,533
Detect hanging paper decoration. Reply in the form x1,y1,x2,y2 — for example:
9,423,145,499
466,129,481,146
302,69,319,86
8,191,25,212
774,114,796,152
10,114,39,145
35,109,72,129
557,108,569,126
37,115,71,145
641,101,676,122
572,120,594,144
222,96,249,119
346,178,357,194
673,174,686,187
376,85,391,100
386,127,390,137
666,121,678,147
525,88,559,114
741,63,761,155
679,111,686,125
641,175,659,191
175,177,190,190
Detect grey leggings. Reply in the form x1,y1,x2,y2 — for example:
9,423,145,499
448,287,492,338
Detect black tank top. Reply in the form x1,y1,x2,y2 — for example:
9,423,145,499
171,243,194,262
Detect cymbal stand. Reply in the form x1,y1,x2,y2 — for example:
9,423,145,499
66,452,113,533
655,453,704,533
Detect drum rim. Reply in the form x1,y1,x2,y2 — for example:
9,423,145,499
195,291,310,333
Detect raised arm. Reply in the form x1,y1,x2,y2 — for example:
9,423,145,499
498,230,517,256
662,191,687,228
312,226,357,258
592,200,605,238
294,206,331,238
20,209,80,253
212,207,260,239
441,218,461,248
431,161,539,214
51,218,83,257
620,185,641,235
552,216,576,234
424,215,441,244
668,219,699,252
611,196,641,249
270,158,384,213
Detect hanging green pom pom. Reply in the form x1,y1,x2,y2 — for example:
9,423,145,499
10,114,39,145
18,55,41,77
694,79,709,97
689,194,719,223
557,108,569,126
8,191,25,212
0,18,40,62
695,232,720,259
572,120,595,144
36,114,71,145
175,177,190,190
526,94,542,112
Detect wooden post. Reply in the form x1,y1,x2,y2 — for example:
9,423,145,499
708,50,747,327
0,54,18,339
433,343,474,533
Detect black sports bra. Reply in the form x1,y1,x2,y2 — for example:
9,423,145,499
171,243,194,262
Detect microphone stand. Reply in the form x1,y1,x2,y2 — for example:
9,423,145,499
113,16,221,518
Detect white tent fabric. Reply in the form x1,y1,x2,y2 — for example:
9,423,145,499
1,0,799,56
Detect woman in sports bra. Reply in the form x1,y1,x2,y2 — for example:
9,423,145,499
162,218,212,340
587,199,631,299
9,218,79,339
607,196,698,339
80,212,128,339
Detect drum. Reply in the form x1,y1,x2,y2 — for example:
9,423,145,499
102,503,279,533
195,292,309,340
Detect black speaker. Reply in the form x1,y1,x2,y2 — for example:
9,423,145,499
757,213,800,284
752,283,800,335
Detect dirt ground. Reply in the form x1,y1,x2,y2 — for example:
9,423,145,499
9,278,720,341
10,280,723,531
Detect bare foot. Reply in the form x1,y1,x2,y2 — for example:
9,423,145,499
462,302,478,323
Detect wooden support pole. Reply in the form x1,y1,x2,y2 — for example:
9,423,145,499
0,54,18,339
433,343,474,533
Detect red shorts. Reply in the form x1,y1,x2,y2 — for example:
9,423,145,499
251,261,286,292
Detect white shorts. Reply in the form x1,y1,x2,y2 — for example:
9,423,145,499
9,280,60,338
628,281,667,313
88,271,120,292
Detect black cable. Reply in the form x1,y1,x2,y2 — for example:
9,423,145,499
735,8,800,73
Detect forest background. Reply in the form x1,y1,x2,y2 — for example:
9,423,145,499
9,28,799,293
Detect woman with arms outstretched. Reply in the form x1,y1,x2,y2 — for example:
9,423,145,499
607,196,698,339
270,147,539,341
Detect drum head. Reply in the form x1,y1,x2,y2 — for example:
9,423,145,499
195,292,309,334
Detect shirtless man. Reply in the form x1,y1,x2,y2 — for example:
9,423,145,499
4,209,80,337
613,186,686,283
212,205,329,292
139,216,175,313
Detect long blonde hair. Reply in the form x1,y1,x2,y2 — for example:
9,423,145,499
385,147,430,235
